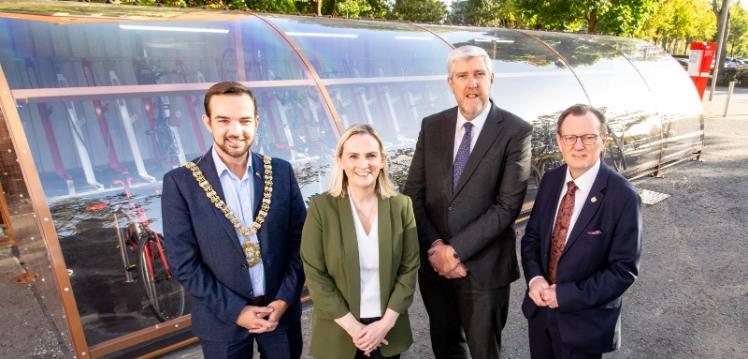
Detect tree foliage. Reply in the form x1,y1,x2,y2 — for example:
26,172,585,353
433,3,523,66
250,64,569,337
728,1,748,57
515,0,657,36
391,0,448,23
334,0,373,18
448,0,523,27
636,0,716,54
244,0,296,12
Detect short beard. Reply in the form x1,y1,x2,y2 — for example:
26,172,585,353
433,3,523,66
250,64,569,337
216,138,251,159
459,101,485,120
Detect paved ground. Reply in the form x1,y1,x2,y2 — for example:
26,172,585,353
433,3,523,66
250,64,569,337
0,247,67,359
2,87,746,358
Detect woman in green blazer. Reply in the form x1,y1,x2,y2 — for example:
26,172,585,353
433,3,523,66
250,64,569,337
301,124,419,359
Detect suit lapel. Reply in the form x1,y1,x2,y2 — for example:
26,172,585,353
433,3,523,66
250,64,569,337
378,197,392,314
251,153,269,259
440,109,458,194
337,196,361,317
251,153,264,219
453,103,504,197
196,149,244,259
561,164,610,258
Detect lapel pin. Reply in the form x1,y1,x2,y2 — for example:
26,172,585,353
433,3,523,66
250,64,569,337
591,196,598,203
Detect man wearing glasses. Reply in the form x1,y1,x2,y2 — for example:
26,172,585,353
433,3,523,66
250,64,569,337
520,104,642,359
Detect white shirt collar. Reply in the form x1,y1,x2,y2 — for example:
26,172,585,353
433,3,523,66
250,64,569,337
456,101,491,132
212,146,253,180
564,159,601,194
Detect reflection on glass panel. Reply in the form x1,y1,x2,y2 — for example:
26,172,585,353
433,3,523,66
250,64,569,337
598,37,703,164
18,90,213,199
527,31,660,176
327,80,452,145
252,87,338,197
438,27,567,73
0,17,308,90
49,182,178,345
267,16,451,78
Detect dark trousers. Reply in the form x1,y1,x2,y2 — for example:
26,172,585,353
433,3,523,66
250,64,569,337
200,320,302,359
353,317,401,359
528,308,602,359
418,270,510,359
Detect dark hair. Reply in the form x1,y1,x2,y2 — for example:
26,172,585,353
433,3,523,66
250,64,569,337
203,81,257,118
557,104,607,135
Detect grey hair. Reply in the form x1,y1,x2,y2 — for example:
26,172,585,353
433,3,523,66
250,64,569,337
447,45,493,78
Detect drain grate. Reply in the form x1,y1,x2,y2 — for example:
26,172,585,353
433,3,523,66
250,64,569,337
637,188,671,205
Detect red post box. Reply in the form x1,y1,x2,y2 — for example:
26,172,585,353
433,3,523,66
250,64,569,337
688,41,717,99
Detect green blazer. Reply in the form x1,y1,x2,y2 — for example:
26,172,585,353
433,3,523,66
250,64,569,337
301,192,420,359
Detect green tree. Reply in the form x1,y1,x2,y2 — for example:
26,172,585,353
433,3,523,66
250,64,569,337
319,0,388,18
516,0,657,35
728,1,748,57
391,0,448,23
596,0,658,35
448,0,527,27
448,0,469,24
335,0,373,17
245,0,296,12
637,0,716,54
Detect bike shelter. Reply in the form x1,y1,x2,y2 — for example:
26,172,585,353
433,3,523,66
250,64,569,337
0,2,703,358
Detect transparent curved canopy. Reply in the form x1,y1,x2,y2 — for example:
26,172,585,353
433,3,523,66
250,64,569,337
0,12,703,350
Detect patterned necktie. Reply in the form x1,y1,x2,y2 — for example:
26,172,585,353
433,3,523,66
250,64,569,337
548,181,577,284
453,122,473,190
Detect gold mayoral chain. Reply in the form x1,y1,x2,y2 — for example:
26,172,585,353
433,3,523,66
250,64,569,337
184,156,273,268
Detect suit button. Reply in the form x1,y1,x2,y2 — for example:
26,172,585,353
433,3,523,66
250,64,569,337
241,263,248,269
448,206,454,212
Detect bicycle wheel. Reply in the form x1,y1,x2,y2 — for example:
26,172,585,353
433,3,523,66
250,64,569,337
138,231,185,321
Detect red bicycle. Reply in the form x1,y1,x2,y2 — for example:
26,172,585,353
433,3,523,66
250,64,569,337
90,180,185,321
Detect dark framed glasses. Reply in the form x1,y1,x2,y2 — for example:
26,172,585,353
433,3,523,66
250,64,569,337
559,134,600,146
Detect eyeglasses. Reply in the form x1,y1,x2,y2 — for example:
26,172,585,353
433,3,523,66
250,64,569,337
559,134,600,146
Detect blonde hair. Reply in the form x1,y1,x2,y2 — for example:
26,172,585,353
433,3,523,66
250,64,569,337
328,124,398,198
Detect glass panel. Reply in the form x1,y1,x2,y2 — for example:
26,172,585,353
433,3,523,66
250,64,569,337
0,106,73,351
0,17,307,90
527,31,660,177
2,16,336,346
266,16,450,79
327,81,451,146
598,37,703,165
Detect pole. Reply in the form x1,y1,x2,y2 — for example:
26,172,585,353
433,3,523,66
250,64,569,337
723,80,735,117
709,0,731,101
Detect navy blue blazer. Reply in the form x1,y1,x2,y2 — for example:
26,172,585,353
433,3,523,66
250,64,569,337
520,163,641,354
161,149,306,342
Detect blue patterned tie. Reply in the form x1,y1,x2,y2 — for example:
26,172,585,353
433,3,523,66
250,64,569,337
453,122,473,190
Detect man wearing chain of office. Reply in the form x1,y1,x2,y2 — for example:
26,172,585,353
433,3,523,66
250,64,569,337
162,81,306,358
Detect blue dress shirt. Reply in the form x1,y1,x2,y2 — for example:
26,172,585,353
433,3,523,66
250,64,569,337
211,148,265,296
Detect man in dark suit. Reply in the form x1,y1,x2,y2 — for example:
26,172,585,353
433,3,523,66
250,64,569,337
403,45,533,359
162,81,306,359
520,104,642,359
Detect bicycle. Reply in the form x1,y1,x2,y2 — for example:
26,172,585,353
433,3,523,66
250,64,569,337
90,180,185,322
